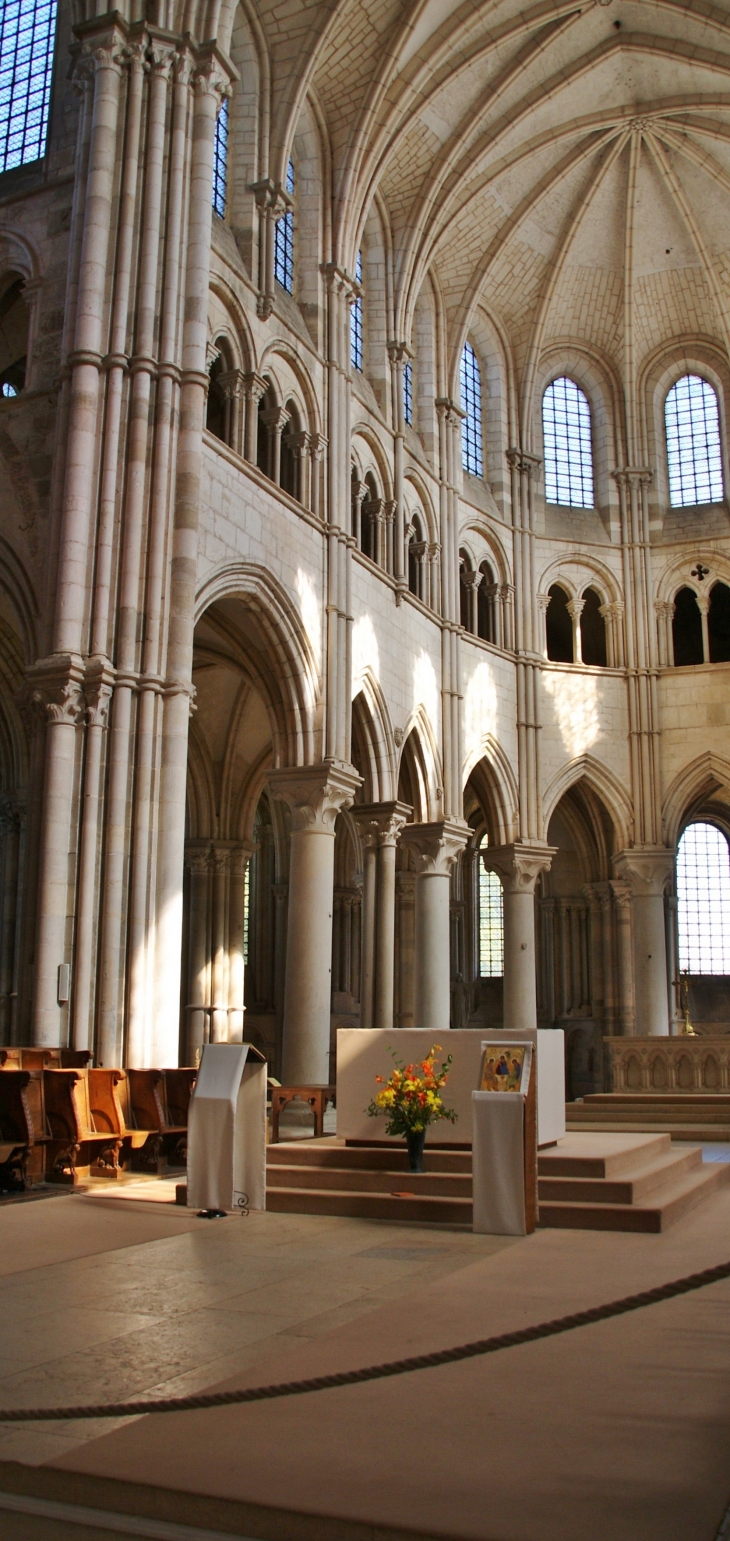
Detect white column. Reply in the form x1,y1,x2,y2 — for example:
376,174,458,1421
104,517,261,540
401,822,468,1032
184,846,211,1063
611,880,636,1035
29,671,86,1045
614,850,674,1036
482,842,556,1034
355,803,411,1032
269,764,361,1083
228,844,253,1042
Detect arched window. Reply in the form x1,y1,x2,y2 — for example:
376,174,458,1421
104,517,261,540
479,861,504,977
459,554,472,631
408,514,424,599
478,561,495,643
545,584,573,663
542,377,594,508
677,822,730,973
0,0,57,173
280,400,300,501
206,353,227,443
350,250,363,372
403,360,413,426
709,581,730,663
0,276,29,396
665,375,723,508
274,160,295,293
460,343,483,477
580,588,607,667
212,97,229,217
672,587,703,667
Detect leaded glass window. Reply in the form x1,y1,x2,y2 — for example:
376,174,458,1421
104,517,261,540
677,822,730,974
350,249,363,372
212,96,228,218
479,862,504,977
460,342,483,477
665,375,724,508
542,377,594,508
0,0,57,173
274,159,295,293
403,360,413,426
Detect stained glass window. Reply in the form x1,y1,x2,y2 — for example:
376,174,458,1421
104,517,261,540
350,248,363,372
460,342,483,477
212,96,228,218
677,822,730,973
0,0,57,173
542,377,594,507
274,159,295,293
479,862,504,976
665,375,724,508
403,360,413,426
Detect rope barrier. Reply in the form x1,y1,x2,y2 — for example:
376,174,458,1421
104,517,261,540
1,1257,728,1424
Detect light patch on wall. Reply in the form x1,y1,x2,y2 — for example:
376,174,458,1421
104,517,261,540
464,661,498,762
295,569,321,671
542,670,600,758
352,613,380,692
413,650,439,738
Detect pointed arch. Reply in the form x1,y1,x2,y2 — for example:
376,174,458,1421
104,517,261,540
463,739,520,847
351,672,395,804
663,753,730,848
397,707,442,823
543,754,634,853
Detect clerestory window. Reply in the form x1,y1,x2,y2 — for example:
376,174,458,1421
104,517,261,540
403,360,413,426
460,342,483,477
0,0,57,173
677,822,730,973
665,375,724,508
274,159,295,293
212,96,229,218
542,377,594,508
479,861,504,977
350,249,363,372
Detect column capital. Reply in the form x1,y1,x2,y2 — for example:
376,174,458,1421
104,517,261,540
24,653,87,726
506,449,541,477
353,801,412,849
460,569,483,593
435,396,465,425
611,466,652,488
400,819,469,875
482,841,556,893
268,761,362,834
613,847,674,896
387,340,412,368
241,371,269,404
610,879,633,910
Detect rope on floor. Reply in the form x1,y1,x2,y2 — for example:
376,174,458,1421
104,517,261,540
1,1257,728,1424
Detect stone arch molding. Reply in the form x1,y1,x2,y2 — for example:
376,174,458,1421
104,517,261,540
662,752,730,849
397,705,443,823
542,754,634,852
655,549,730,606
462,735,519,847
350,666,396,803
194,562,321,766
537,553,621,609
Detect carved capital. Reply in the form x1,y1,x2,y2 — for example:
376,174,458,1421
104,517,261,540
400,820,469,876
435,396,465,426
185,842,212,876
354,801,412,850
24,654,87,727
387,340,412,369
482,841,556,893
506,448,541,478
268,762,362,835
613,848,674,897
610,879,633,911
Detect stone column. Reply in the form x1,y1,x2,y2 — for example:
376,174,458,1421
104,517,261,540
28,669,86,1046
567,597,586,664
228,844,254,1042
611,880,635,1036
242,372,268,463
395,871,416,1027
482,842,555,1034
269,763,361,1083
354,803,411,1031
184,844,211,1063
461,569,481,635
614,849,674,1036
357,832,377,1029
401,822,468,1032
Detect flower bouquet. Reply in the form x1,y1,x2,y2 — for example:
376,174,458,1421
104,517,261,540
366,1044,457,1171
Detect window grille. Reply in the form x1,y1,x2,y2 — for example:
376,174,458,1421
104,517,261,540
0,0,57,173
460,343,483,477
211,96,228,218
479,862,504,976
242,863,250,966
677,821,730,974
274,159,295,293
403,360,413,426
665,374,724,508
350,248,363,372
542,377,594,507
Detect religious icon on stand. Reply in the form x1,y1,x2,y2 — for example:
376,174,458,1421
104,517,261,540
479,1044,529,1092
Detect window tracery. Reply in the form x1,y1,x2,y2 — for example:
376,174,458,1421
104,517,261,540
351,250,363,372
212,97,229,218
677,822,730,974
665,375,723,508
542,377,594,508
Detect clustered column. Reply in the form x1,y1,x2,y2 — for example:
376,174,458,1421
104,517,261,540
401,822,469,1032
482,842,555,1034
354,803,411,1029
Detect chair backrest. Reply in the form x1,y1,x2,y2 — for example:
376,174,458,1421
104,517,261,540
0,1069,45,1142
163,1068,197,1125
88,1069,126,1135
44,1069,93,1140
127,1069,167,1131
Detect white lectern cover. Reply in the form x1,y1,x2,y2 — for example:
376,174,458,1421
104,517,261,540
472,1040,533,1236
187,1043,267,1212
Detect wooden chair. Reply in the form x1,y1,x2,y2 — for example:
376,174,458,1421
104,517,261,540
0,1070,48,1190
44,1069,125,1183
163,1068,197,1162
270,1084,336,1143
127,1069,189,1169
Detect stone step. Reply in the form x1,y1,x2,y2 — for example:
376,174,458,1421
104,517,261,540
568,1103,730,1124
566,1120,730,1142
266,1163,473,1198
539,1162,730,1234
537,1131,671,1178
265,1186,472,1226
267,1139,472,1173
585,1094,730,1106
538,1145,702,1205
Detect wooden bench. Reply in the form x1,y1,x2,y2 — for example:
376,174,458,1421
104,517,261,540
0,1047,92,1070
126,1069,189,1170
163,1068,197,1161
270,1084,336,1143
44,1068,126,1183
0,1070,49,1190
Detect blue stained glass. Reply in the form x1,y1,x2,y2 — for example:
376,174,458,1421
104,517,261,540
665,374,724,508
460,343,483,477
212,96,228,217
677,822,730,973
350,248,363,372
542,377,594,508
0,0,57,173
274,159,295,293
403,359,413,425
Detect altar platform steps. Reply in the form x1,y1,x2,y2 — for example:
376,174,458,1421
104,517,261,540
566,1093,730,1143
265,1131,730,1232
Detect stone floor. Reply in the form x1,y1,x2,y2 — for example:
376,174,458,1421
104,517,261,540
1,1141,730,1540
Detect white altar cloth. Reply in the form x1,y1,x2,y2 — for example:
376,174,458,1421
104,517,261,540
187,1043,266,1212
471,1091,527,1235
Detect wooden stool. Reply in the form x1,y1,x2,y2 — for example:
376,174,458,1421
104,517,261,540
270,1085,336,1143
